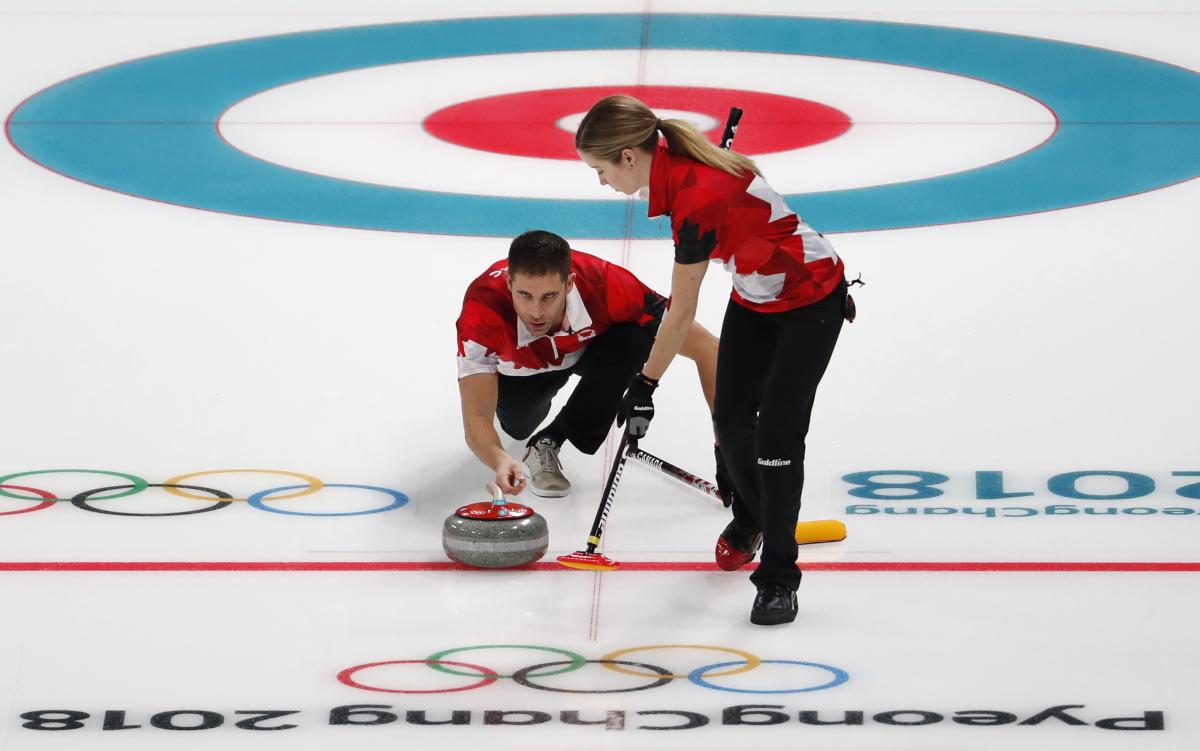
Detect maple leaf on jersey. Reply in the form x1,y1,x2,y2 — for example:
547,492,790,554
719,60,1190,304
675,218,718,263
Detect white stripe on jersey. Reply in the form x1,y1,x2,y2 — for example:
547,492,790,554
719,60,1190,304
457,339,498,379
456,338,585,379
797,224,839,265
732,270,788,304
746,175,797,224
498,349,583,377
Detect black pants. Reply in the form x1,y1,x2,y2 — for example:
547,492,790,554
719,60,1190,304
497,323,656,455
712,281,846,589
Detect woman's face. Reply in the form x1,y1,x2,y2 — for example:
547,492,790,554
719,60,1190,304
577,148,650,196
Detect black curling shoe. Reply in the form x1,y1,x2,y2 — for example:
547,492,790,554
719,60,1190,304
750,583,798,625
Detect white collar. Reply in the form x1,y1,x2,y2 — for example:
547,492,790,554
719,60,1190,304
516,285,592,347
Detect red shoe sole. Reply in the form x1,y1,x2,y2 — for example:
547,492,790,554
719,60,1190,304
715,534,761,571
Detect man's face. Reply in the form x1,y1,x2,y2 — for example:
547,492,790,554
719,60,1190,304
508,270,575,336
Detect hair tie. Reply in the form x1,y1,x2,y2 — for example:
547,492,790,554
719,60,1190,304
655,118,662,130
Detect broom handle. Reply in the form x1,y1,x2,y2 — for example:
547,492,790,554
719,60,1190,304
583,433,633,554
627,447,722,502
720,107,743,150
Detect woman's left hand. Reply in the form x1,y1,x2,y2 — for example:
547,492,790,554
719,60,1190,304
620,372,659,438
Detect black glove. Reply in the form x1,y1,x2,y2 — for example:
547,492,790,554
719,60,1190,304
714,443,736,508
620,372,659,438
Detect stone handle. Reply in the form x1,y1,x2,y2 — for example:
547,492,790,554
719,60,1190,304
487,482,506,507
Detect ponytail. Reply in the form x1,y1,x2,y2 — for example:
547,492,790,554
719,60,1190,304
657,118,760,178
575,94,760,178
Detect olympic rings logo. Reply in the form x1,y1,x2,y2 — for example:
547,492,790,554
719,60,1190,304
0,469,407,518
338,645,849,695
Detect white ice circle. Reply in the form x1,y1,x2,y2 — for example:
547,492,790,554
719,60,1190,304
218,49,1055,200
556,109,719,134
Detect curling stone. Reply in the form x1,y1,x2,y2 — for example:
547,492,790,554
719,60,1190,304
442,484,549,568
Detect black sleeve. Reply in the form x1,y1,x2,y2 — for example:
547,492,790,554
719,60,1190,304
642,292,667,327
674,218,718,264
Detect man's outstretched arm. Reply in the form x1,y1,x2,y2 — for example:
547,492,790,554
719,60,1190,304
459,373,527,495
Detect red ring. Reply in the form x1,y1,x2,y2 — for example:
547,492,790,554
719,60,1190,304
0,485,56,515
424,85,850,159
337,659,499,693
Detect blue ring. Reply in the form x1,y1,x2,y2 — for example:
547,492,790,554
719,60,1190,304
8,15,1200,236
688,659,849,693
247,483,407,517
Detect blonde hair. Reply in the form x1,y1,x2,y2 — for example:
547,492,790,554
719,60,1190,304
575,94,760,178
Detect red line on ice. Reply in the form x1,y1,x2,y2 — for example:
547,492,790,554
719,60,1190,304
1,561,1197,572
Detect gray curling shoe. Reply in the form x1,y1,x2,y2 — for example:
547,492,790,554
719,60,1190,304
523,436,571,498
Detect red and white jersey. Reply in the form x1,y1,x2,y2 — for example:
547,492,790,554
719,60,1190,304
456,250,666,379
647,144,845,313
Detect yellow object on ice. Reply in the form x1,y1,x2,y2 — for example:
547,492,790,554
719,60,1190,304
795,518,847,545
